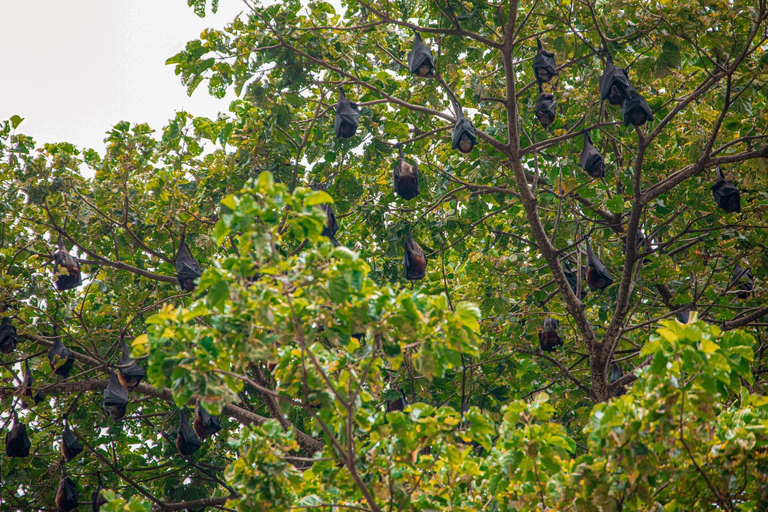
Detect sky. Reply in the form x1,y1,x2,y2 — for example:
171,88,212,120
0,1,244,152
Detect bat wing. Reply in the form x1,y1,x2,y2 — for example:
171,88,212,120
586,239,613,281
621,90,654,126
599,61,632,99
451,117,477,149
334,98,361,136
407,34,434,74
103,373,129,407
536,93,557,115
532,47,557,77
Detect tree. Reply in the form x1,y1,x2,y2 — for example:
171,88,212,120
2,0,768,510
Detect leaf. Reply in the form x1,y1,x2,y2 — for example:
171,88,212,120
305,190,334,206
206,280,229,309
10,115,24,129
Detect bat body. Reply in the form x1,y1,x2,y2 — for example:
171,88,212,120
580,131,605,178
103,372,129,421
22,360,34,398
532,38,557,84
535,91,557,128
451,103,477,154
538,317,562,352
61,422,83,461
54,244,82,291
0,317,18,354
177,410,202,457
334,87,360,139
118,340,147,391
193,402,222,440
403,234,427,281
563,261,586,299
394,151,420,200
711,166,741,213
92,473,107,511
49,336,75,379
586,238,614,291
599,56,632,105
318,203,340,246
175,235,202,292
621,90,654,127
676,304,694,323
56,468,79,512
407,32,434,78
5,412,31,457
386,388,408,413
610,362,626,396
731,265,754,299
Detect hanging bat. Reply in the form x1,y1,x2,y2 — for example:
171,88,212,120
177,409,202,457
621,89,654,127
22,359,34,399
5,410,31,458
193,401,222,440
580,131,605,178
563,261,586,299
403,234,427,281
451,101,477,154
49,335,75,379
117,339,146,391
54,240,82,291
532,38,557,84
408,32,434,78
610,362,626,396
33,390,46,406
334,86,360,139
0,317,18,354
535,85,557,128
91,472,107,511
599,54,632,105
61,419,83,462
56,465,79,512
711,166,741,213
385,388,408,413
175,234,202,292
538,317,563,352
585,238,614,291
730,264,754,299
676,303,695,323
393,145,420,200
103,372,129,421
318,203,340,247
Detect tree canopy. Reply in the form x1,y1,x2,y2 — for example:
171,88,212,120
2,0,768,510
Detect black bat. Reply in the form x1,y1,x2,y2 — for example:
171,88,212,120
393,144,420,200
56,466,79,512
451,102,477,154
193,401,222,440
563,261,586,299
61,419,83,462
532,38,557,84
403,234,427,281
538,317,563,352
5,410,31,458
731,264,754,299
676,303,695,323
386,388,408,413
585,238,614,291
318,203,340,247
580,131,605,178
22,359,34,401
711,166,741,213
535,85,556,128
48,335,75,379
334,86,360,139
621,89,653,127
54,240,82,291
610,362,626,396
599,54,632,105
0,317,18,354
175,234,202,292
92,472,107,511
103,372,129,421
117,339,147,391
176,409,202,457
408,32,434,78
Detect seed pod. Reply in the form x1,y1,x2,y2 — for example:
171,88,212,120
538,317,563,352
407,32,435,78
599,54,632,106
175,234,202,292
579,131,605,178
711,166,741,213
532,38,557,84
193,401,222,440
334,86,360,139
451,102,477,154
0,317,18,354
176,409,202,457
621,89,653,127
403,234,427,281
585,238,614,291
117,339,146,391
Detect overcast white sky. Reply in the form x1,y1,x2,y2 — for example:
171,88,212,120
0,1,244,152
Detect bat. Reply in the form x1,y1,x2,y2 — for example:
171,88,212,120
175,234,202,292
580,131,605,178
711,166,741,213
56,466,79,512
103,372,129,421
48,335,75,379
193,401,222,440
538,317,563,352
599,54,632,105
0,317,18,354
176,409,202,457
676,303,695,323
393,144,420,200
451,101,477,154
563,261,586,299
585,238,614,291
117,339,147,391
403,233,427,281
92,472,107,511
385,388,408,413
610,362,626,397
731,264,754,299
334,86,360,139
535,85,557,128
407,32,435,78
319,203,340,247
54,240,82,291
5,410,31,458
532,38,557,83
621,89,654,127
22,359,34,399
61,419,83,462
